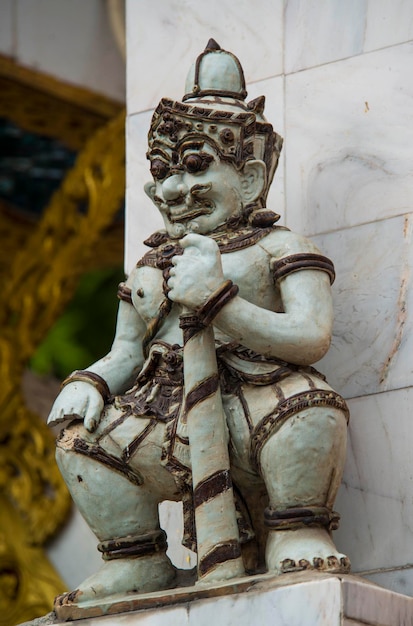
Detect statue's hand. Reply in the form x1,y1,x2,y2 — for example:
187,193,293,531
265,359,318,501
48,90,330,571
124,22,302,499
47,381,104,433
167,233,225,309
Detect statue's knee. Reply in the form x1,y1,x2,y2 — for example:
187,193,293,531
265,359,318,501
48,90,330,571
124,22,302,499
255,408,348,512
254,408,348,480
56,420,97,453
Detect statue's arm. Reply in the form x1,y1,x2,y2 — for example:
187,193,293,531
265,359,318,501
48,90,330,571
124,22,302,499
168,232,333,366
213,269,333,365
47,272,146,432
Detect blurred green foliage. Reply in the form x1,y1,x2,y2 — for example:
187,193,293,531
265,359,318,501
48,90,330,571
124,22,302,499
30,266,125,379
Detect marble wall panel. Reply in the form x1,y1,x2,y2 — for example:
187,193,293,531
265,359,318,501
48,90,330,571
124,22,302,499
126,0,284,115
15,0,125,101
125,110,163,273
333,388,413,576
365,567,413,599
284,43,413,237
0,0,14,56
284,0,367,74
364,0,413,53
285,0,413,74
189,578,342,626
159,501,196,569
314,214,413,399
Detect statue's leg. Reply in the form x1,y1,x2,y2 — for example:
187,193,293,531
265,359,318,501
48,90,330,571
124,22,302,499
55,406,178,603
258,405,350,574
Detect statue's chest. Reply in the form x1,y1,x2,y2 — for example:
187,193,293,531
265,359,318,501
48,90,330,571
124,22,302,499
131,266,166,323
131,243,280,323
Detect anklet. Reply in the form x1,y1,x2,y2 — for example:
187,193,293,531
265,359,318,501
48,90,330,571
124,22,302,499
264,505,340,531
98,530,168,560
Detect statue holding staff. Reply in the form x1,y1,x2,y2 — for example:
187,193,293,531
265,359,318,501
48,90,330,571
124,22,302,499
48,40,350,607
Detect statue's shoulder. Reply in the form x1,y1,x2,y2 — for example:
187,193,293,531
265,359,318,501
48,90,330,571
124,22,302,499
134,230,177,271
258,227,323,261
257,228,335,285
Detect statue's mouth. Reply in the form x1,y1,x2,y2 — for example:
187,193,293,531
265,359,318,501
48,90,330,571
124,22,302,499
168,201,215,223
154,183,215,223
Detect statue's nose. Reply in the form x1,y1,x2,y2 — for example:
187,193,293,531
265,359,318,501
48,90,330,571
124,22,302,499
161,174,188,201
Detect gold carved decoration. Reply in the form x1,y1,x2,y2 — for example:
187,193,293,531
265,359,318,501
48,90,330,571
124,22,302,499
0,56,125,624
0,54,120,150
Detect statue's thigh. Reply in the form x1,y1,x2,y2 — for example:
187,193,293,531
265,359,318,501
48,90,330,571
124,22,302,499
225,375,347,485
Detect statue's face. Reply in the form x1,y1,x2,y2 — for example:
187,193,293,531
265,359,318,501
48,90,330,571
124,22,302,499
145,141,264,238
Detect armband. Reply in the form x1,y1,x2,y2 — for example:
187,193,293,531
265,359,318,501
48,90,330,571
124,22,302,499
196,279,239,326
271,253,335,285
61,370,111,403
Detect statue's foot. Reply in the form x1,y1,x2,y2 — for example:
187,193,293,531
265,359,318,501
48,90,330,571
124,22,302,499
55,554,176,607
266,527,350,575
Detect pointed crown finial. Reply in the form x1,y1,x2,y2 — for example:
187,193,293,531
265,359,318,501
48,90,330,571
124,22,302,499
205,38,221,51
183,40,247,101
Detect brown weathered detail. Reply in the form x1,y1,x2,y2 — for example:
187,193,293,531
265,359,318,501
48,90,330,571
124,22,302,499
61,369,111,402
142,297,173,359
198,540,242,577
196,280,239,326
271,253,336,285
117,282,133,304
250,389,349,473
185,374,219,414
215,226,281,252
179,313,206,343
72,438,144,486
98,530,167,561
193,469,232,508
264,505,340,531
122,420,157,462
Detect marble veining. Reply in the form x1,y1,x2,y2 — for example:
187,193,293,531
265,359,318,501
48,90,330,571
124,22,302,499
127,0,284,113
364,0,413,52
285,0,367,73
285,43,413,237
315,213,413,398
285,0,413,74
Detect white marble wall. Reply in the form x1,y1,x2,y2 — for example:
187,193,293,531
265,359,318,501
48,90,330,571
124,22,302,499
125,0,413,598
0,0,125,101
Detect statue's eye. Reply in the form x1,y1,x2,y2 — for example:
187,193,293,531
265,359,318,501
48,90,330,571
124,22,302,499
183,153,213,174
183,154,204,173
150,159,169,180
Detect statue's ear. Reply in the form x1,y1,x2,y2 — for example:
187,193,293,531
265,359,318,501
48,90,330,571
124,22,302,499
240,160,266,204
144,180,156,200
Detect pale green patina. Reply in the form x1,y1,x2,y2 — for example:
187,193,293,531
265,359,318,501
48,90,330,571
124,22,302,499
48,40,350,613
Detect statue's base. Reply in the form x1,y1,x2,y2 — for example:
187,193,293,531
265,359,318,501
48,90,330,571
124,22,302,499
48,571,413,625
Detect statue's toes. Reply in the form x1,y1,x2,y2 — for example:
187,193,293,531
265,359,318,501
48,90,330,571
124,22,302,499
280,554,351,574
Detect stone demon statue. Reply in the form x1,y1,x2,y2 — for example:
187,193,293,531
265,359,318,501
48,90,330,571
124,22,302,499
48,40,350,607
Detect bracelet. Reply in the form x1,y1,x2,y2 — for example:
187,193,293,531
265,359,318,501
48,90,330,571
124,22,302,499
61,370,111,403
197,279,239,326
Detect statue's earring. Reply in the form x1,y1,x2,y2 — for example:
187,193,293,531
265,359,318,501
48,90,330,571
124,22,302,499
144,181,156,199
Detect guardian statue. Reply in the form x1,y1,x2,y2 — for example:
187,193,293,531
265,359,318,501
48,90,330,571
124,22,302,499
48,40,350,607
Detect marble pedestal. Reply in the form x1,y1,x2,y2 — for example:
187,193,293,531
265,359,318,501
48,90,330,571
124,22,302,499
25,572,413,626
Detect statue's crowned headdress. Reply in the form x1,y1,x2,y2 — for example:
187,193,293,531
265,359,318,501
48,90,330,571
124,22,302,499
148,40,283,213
